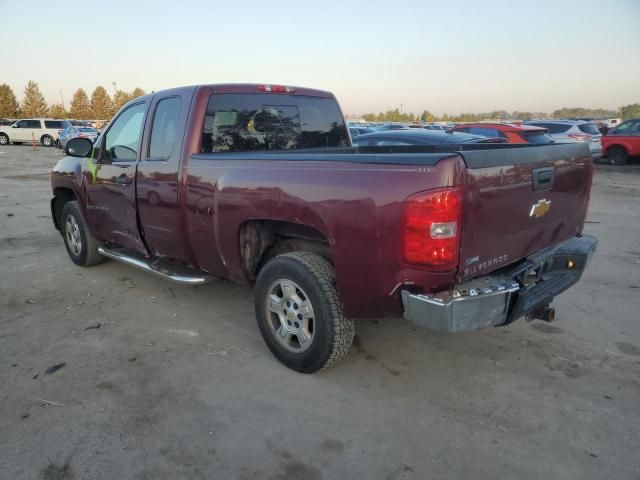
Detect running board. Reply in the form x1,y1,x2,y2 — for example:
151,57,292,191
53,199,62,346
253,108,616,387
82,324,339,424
97,246,215,285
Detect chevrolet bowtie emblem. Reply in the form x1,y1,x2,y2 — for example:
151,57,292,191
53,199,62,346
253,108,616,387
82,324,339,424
529,199,552,218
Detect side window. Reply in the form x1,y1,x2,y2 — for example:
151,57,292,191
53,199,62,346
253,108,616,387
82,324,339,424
16,120,28,128
26,120,42,128
375,139,413,146
101,103,146,162
613,121,630,134
148,97,181,160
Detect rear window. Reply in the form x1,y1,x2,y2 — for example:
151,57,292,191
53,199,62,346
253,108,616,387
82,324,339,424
530,123,572,134
578,123,600,135
201,93,349,153
468,127,500,137
520,131,554,144
45,120,71,129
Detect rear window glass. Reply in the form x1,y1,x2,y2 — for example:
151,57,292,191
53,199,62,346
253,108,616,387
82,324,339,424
530,123,571,134
468,127,500,137
521,132,554,144
578,123,600,135
201,93,349,153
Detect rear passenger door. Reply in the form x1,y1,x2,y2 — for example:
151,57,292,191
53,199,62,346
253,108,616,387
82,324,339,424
136,91,192,262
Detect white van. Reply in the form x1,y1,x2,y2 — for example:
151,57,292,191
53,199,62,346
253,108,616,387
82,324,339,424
0,118,71,147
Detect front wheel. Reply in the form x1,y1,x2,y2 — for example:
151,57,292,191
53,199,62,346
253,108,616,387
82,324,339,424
254,252,355,373
60,201,104,266
0,133,9,145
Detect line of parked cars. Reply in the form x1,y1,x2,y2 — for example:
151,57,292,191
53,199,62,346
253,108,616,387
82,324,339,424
348,118,640,164
0,117,100,149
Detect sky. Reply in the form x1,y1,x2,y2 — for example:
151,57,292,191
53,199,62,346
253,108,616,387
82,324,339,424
1,0,639,116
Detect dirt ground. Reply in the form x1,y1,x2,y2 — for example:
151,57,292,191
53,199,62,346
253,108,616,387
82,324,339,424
1,144,639,480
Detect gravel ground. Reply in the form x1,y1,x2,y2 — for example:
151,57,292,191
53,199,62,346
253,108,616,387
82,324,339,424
0,144,639,480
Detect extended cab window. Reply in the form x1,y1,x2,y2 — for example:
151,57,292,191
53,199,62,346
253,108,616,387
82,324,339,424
201,93,349,153
101,103,146,162
148,97,181,160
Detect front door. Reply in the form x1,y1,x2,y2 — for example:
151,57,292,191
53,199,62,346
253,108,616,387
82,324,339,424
12,120,36,142
84,101,148,254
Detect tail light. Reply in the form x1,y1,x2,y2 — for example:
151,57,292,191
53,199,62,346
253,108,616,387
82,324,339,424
568,134,592,142
258,84,296,93
404,187,463,271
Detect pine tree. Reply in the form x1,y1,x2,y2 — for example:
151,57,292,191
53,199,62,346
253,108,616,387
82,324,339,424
70,89,91,119
0,84,19,118
112,90,131,115
90,86,113,119
21,81,48,117
49,104,67,118
130,87,145,99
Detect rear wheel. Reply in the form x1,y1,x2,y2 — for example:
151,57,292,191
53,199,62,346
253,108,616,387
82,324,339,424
254,252,354,373
41,134,54,147
607,146,628,165
0,133,8,145
60,201,103,267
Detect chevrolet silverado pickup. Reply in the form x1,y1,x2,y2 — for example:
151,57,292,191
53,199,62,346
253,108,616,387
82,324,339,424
50,84,598,373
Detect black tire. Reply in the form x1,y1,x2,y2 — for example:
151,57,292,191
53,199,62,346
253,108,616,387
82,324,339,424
254,252,355,373
60,201,104,267
41,134,54,147
0,133,8,145
607,146,628,165
55,139,61,149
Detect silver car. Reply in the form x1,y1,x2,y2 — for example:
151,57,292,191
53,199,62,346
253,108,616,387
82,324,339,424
57,126,100,149
525,120,602,159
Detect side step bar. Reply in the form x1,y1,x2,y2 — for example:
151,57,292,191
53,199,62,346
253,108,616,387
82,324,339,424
98,246,215,285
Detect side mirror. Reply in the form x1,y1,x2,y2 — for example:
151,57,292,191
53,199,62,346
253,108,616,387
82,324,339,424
65,137,94,158
11,124,17,128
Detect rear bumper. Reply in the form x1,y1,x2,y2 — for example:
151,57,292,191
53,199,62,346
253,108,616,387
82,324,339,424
401,234,598,333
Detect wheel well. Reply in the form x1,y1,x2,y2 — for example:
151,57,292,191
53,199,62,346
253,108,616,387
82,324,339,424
239,220,332,280
52,188,76,230
606,144,628,154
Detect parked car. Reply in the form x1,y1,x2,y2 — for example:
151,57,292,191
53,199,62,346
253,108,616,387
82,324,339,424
0,118,14,126
349,127,376,137
51,83,597,372
524,120,602,159
0,118,71,147
57,126,100,149
376,124,410,131
450,122,554,144
352,129,506,146
601,118,640,165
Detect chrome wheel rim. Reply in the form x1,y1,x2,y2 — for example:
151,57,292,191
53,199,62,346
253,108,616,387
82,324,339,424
0,135,7,145
65,214,82,256
43,137,52,146
265,279,315,353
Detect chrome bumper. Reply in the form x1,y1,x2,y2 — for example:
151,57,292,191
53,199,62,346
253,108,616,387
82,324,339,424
402,234,598,333
401,279,520,333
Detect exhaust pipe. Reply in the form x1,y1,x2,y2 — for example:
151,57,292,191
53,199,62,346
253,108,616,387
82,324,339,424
527,306,556,323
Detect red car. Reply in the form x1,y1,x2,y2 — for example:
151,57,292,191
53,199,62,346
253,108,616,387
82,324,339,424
602,118,640,165
450,122,554,144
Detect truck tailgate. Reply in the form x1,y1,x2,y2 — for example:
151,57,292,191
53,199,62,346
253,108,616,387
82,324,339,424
457,143,593,281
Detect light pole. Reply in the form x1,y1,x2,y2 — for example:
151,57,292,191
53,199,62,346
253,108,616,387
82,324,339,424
59,90,64,109
112,82,117,95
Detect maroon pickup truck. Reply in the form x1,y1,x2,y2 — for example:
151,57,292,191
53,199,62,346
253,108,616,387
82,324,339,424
50,84,597,372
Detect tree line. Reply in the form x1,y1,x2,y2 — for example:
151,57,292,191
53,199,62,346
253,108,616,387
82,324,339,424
0,81,146,120
355,103,640,123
